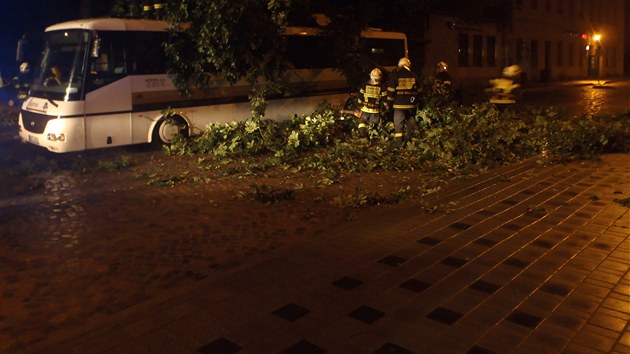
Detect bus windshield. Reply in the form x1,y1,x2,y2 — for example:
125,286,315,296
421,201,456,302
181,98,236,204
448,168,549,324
30,29,90,101
362,38,406,67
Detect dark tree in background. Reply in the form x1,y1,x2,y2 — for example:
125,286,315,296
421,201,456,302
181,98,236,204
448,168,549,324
110,0,150,18
107,0,435,102
164,0,291,93
110,0,292,117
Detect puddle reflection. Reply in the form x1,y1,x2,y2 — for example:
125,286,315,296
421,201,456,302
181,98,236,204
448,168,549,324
580,86,607,116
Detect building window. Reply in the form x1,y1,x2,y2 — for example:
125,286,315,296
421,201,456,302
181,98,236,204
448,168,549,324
473,35,483,66
568,43,574,66
545,0,551,12
531,40,539,67
531,0,538,9
487,36,496,66
458,33,469,67
579,0,584,18
557,41,563,66
516,38,525,64
544,41,551,69
569,0,574,16
558,0,563,14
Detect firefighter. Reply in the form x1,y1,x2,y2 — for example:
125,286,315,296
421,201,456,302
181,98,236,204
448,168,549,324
15,62,32,102
357,68,388,138
487,65,521,106
387,57,420,147
433,61,453,96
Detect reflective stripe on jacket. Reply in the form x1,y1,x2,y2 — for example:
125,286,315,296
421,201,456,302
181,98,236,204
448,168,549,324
387,67,419,109
358,82,387,114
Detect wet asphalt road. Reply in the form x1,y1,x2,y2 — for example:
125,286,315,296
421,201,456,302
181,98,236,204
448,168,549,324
516,79,630,116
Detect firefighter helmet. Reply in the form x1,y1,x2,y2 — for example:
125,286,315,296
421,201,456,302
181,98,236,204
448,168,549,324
398,57,411,69
20,62,30,73
369,68,382,81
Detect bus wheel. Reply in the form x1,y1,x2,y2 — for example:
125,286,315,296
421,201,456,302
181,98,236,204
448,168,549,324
151,116,189,147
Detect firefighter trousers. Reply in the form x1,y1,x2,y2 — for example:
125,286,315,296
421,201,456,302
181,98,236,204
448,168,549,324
358,112,381,137
393,108,418,146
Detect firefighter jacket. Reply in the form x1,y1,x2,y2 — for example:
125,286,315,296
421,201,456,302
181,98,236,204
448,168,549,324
434,71,452,88
358,81,388,114
387,67,419,109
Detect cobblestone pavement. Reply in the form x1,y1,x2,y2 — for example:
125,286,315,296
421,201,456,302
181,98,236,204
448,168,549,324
3,153,628,353
0,149,353,352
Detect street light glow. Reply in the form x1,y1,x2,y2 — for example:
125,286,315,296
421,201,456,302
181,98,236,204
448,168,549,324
593,34,601,41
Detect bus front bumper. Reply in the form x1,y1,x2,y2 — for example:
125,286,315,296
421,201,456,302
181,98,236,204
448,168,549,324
18,115,79,153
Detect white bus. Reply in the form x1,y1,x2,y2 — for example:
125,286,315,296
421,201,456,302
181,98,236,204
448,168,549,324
18,18,407,153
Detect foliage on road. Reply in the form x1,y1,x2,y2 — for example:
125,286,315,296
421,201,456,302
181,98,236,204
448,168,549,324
164,102,630,181
2,97,628,209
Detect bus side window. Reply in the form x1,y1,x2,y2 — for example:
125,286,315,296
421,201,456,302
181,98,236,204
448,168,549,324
112,45,126,75
87,31,128,90
89,51,111,87
92,53,109,74
285,36,334,69
131,32,167,75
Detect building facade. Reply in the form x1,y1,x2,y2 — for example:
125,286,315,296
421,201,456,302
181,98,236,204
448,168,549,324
421,0,626,85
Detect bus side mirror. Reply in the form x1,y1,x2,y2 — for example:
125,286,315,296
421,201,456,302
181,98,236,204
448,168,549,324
16,37,27,62
91,37,100,58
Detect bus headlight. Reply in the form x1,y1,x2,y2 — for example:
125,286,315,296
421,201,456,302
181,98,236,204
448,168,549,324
47,133,66,142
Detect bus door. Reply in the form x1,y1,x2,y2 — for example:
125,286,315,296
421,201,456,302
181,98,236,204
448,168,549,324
83,33,133,149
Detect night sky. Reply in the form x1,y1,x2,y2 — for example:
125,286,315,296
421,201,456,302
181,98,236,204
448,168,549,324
0,0,115,77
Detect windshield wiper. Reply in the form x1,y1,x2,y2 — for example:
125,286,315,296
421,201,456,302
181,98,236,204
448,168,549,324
47,97,59,107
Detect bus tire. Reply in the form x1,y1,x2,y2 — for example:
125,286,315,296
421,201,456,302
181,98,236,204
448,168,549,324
151,116,189,148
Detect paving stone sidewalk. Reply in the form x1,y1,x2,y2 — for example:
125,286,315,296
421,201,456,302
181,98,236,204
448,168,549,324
19,154,630,354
